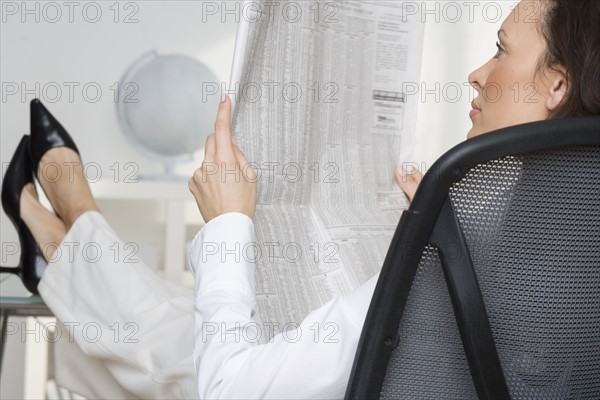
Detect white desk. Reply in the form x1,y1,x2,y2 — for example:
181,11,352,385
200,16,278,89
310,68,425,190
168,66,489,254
0,276,53,400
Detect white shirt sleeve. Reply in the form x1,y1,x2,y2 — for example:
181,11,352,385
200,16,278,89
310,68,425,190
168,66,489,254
188,212,378,399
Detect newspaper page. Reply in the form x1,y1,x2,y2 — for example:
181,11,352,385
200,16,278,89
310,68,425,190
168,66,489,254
228,0,424,341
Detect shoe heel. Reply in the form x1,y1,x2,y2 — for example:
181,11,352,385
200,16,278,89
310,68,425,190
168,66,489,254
1,135,47,294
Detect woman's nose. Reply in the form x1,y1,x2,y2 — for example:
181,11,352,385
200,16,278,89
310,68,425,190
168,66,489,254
468,60,490,94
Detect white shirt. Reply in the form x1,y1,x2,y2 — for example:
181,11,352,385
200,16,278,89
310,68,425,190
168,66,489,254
188,212,379,399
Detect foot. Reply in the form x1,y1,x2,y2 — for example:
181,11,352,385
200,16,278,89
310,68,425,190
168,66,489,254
36,147,99,228
20,183,68,262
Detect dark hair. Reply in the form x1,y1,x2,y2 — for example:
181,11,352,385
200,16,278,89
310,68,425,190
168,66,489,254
538,0,600,118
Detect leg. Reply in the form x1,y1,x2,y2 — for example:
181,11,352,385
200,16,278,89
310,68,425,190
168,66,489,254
19,182,67,261
20,150,197,398
36,211,197,399
35,147,99,229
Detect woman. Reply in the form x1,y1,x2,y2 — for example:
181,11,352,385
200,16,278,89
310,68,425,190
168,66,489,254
1,0,598,398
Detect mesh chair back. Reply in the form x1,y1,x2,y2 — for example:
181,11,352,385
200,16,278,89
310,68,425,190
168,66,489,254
346,117,600,400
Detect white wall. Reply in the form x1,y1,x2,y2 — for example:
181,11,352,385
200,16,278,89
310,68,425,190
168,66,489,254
414,0,517,168
1,1,516,396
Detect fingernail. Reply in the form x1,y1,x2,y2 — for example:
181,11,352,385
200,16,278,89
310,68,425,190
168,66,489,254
221,93,227,103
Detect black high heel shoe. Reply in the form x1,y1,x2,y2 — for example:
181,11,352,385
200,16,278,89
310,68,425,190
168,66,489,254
1,135,47,294
29,98,79,178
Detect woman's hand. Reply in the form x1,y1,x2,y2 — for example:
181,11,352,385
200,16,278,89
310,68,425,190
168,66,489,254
394,166,423,203
189,95,257,223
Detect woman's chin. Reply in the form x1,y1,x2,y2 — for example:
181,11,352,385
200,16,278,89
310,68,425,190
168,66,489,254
466,127,478,139
466,122,488,139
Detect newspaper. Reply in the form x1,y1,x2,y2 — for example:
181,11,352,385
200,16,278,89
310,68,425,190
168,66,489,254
229,0,424,341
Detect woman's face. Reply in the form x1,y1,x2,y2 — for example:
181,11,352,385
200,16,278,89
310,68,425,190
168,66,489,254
467,0,562,138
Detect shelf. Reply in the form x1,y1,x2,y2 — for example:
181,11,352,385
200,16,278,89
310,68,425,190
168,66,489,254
89,179,192,201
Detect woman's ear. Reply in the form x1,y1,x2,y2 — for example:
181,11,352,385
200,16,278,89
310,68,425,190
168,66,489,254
545,68,568,111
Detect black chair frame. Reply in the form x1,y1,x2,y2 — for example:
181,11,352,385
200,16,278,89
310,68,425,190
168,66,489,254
345,116,600,400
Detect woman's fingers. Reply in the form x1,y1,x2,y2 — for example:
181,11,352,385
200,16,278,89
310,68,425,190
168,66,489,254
204,133,216,159
395,167,423,203
233,144,257,181
232,143,249,165
189,95,258,223
214,95,235,160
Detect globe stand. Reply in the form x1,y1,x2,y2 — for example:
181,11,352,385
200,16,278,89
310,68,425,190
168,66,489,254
137,159,191,182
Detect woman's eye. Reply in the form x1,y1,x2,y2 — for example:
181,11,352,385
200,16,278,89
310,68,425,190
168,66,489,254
494,41,505,58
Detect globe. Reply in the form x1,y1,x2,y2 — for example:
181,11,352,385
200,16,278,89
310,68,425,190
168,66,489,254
116,51,220,179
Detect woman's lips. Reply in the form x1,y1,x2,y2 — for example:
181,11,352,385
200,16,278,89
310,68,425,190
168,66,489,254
470,101,481,118
469,108,481,118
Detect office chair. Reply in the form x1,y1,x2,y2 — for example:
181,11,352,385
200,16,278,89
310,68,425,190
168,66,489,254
345,117,600,400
